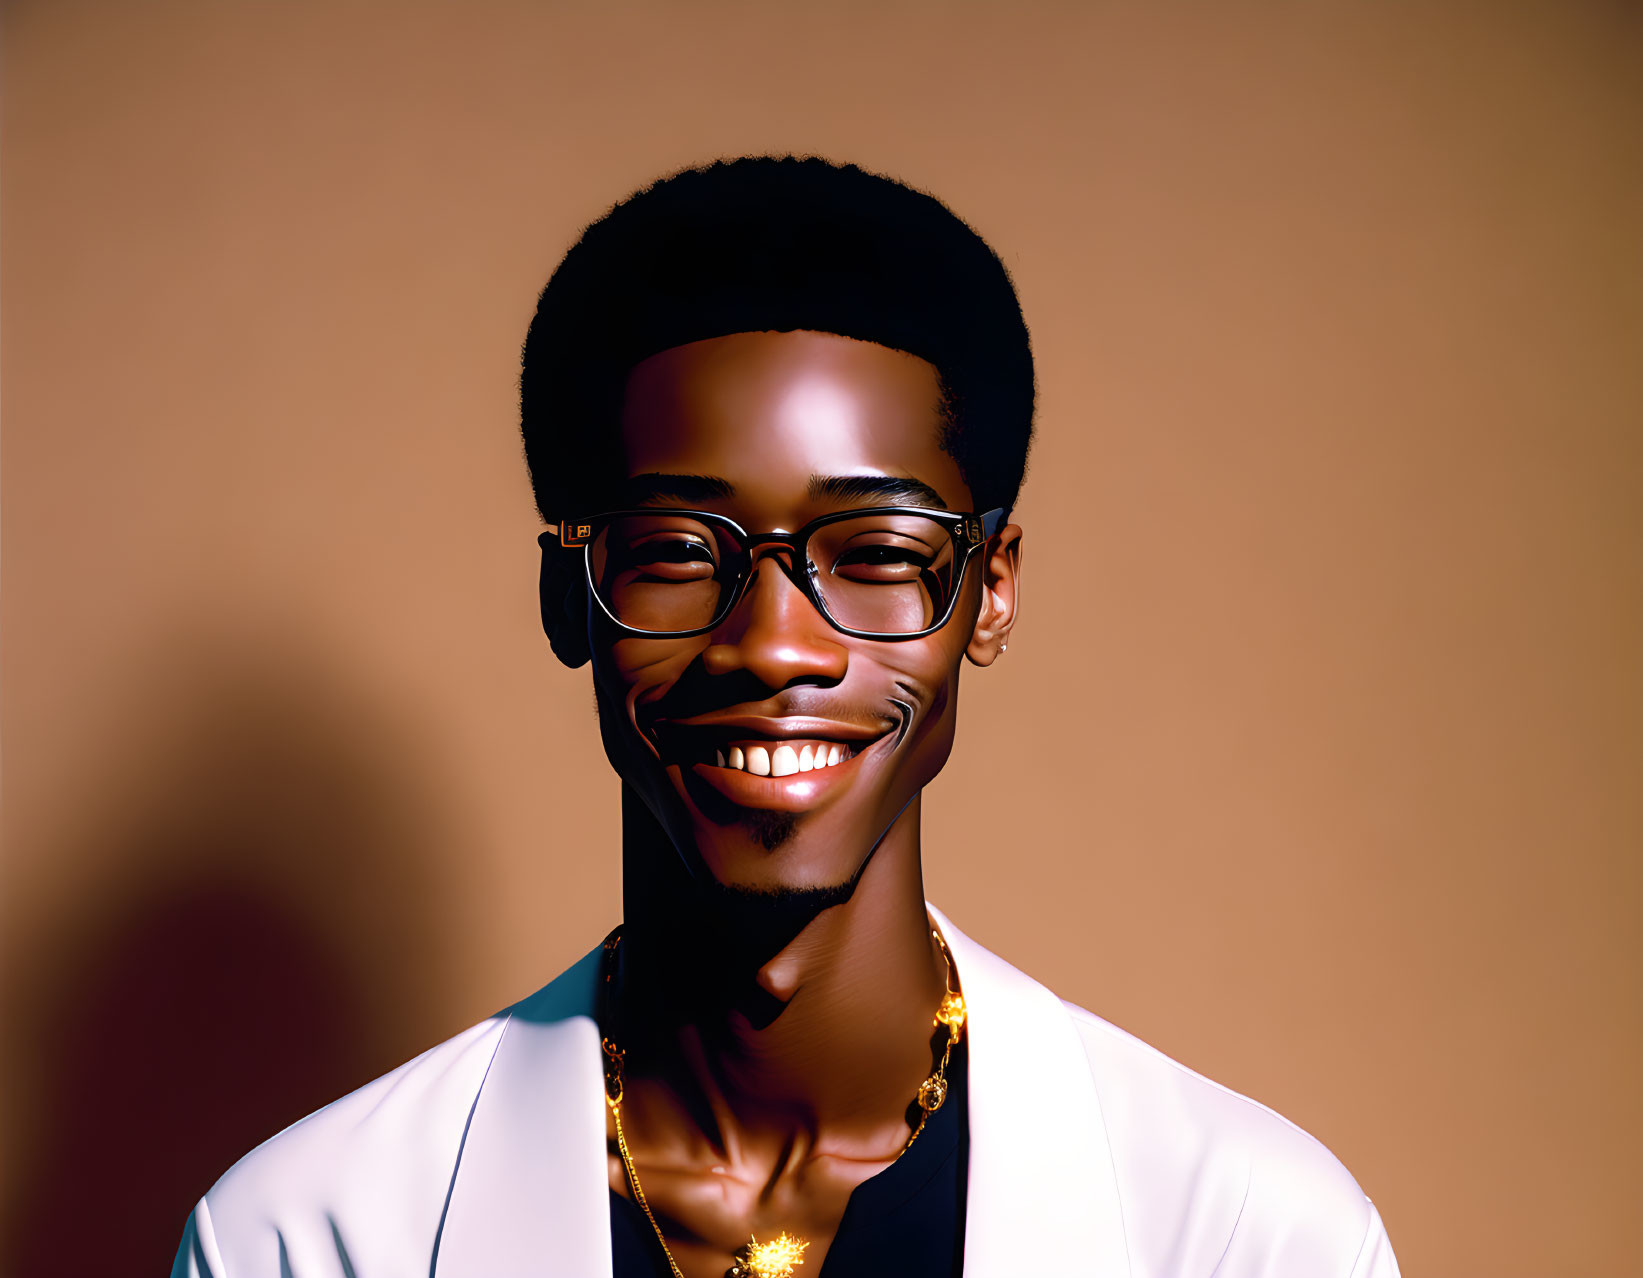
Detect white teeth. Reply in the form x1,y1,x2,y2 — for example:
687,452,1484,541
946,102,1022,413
711,742,856,773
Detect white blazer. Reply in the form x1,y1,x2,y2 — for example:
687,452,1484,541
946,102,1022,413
171,907,1399,1277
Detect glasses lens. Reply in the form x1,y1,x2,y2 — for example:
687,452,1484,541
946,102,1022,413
588,514,740,633
806,513,961,635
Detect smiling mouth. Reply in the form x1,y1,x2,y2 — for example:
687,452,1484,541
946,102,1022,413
703,740,856,776
648,716,890,784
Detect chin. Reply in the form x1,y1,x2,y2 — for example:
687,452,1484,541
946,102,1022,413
681,811,870,894
641,738,895,882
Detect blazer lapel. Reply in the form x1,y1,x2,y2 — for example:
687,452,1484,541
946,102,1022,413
434,944,614,1278
930,906,1132,1278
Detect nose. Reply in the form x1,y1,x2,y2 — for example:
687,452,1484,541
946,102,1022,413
700,551,849,686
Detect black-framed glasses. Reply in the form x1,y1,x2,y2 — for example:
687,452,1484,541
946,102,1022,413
540,505,1004,640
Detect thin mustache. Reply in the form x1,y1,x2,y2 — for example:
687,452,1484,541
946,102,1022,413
641,686,886,727
638,671,923,746
639,695,911,752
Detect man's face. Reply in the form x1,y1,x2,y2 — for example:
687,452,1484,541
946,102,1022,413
586,329,1015,894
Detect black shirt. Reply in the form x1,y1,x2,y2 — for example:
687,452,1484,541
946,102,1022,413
610,1041,969,1278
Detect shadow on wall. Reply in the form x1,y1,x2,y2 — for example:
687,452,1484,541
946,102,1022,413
2,639,459,1276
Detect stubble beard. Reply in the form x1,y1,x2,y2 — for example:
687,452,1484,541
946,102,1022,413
748,808,801,852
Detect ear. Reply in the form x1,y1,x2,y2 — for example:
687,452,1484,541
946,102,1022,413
965,522,1022,667
539,540,591,669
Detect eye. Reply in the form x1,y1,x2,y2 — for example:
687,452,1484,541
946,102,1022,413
830,542,934,583
615,535,717,582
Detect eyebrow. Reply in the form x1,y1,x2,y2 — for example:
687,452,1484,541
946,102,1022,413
617,473,736,505
808,474,950,510
618,472,951,511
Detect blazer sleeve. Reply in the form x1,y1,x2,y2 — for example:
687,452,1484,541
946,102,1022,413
170,1199,227,1278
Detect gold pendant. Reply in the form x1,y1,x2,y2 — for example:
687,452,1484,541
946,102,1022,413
726,1232,809,1278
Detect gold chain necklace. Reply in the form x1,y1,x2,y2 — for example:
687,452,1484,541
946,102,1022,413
599,926,966,1278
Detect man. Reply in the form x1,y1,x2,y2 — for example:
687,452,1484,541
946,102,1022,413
172,157,1399,1277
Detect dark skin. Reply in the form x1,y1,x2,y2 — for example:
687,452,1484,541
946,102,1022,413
548,330,1022,1276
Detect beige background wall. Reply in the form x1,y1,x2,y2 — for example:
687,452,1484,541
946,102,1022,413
3,2,1639,1273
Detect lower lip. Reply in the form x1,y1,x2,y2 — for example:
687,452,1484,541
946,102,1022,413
680,743,879,811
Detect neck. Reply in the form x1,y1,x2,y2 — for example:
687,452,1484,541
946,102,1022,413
616,784,947,1156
